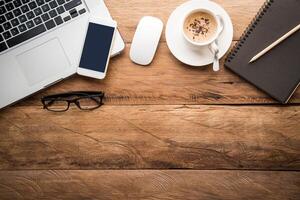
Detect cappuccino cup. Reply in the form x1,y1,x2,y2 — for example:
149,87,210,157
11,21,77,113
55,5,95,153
182,8,221,47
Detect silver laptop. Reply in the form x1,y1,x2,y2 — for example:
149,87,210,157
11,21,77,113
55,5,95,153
0,0,125,109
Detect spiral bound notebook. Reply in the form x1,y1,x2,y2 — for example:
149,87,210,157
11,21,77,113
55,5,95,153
225,0,300,103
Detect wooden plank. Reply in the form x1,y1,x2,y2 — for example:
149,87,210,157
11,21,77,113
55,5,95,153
105,0,266,42
16,43,300,106
5,0,298,106
0,105,299,170
0,170,299,200
11,1,289,106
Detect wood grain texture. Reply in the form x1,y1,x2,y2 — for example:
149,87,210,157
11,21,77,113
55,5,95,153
0,0,299,199
105,0,266,42
0,105,299,170
17,43,300,106
0,170,299,200
9,0,299,106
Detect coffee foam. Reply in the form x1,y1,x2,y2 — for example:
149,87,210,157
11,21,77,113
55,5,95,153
184,11,217,43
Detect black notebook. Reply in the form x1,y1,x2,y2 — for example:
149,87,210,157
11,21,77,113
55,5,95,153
225,0,300,103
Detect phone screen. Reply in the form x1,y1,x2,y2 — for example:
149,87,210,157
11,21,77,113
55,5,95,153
79,22,115,72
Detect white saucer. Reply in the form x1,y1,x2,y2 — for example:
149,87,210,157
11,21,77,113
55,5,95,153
165,0,233,67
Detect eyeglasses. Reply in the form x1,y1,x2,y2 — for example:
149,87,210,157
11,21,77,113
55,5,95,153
41,91,104,112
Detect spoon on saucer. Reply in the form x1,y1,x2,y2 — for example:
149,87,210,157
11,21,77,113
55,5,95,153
209,16,224,72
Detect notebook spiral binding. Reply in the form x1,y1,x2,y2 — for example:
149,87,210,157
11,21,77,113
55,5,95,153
225,0,275,63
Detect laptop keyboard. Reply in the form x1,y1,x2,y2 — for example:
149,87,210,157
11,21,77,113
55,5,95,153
0,0,87,53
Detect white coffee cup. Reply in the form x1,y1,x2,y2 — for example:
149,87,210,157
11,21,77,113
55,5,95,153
182,8,222,47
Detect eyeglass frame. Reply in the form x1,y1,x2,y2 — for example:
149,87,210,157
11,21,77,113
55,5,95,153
41,91,105,112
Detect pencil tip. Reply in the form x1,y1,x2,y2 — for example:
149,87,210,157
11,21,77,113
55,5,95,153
249,57,255,63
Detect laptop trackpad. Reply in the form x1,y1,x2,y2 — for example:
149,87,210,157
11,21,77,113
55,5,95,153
17,38,71,86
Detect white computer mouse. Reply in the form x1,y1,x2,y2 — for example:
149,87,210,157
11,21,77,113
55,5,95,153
130,16,164,66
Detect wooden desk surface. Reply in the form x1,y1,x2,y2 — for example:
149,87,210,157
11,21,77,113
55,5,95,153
0,0,299,199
